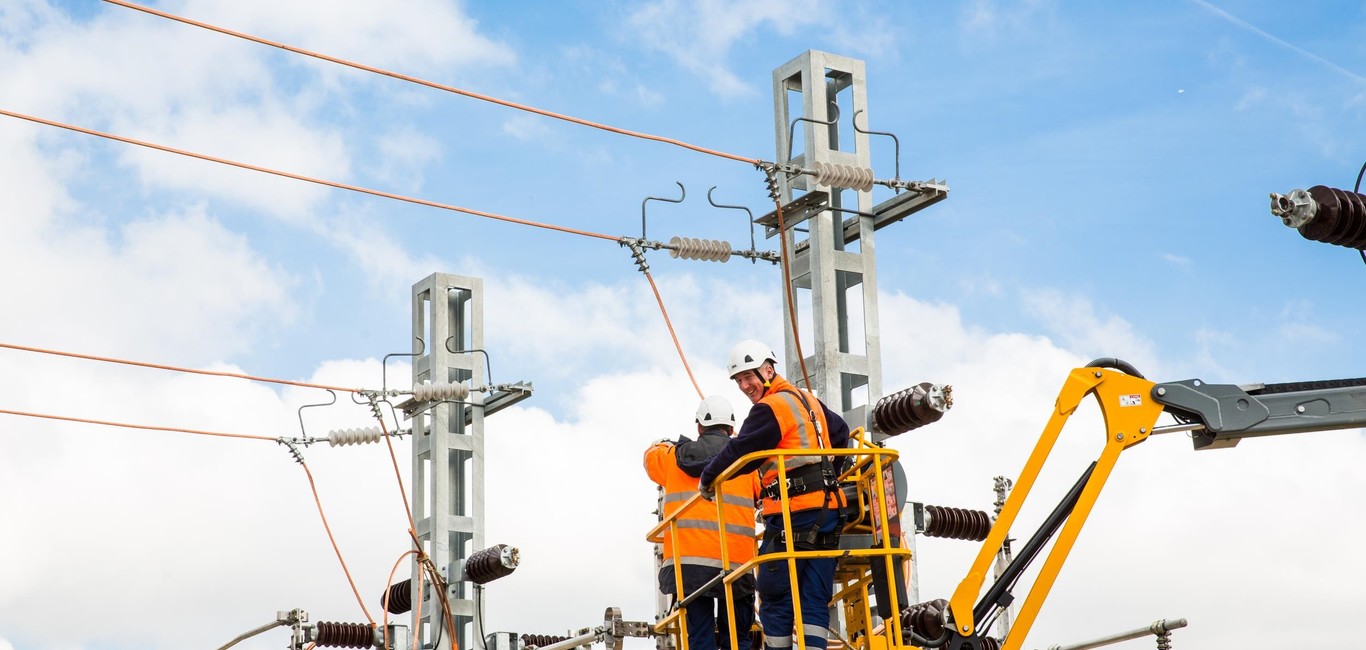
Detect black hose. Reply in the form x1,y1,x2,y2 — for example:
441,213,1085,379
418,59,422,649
1084,357,1144,379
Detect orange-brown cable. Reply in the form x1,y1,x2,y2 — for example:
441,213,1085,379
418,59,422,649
0,407,277,441
0,108,619,242
299,459,377,626
382,549,420,650
0,341,363,393
772,196,813,389
643,270,704,400
102,0,759,166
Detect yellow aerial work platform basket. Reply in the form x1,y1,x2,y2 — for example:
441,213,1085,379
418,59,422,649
646,429,917,650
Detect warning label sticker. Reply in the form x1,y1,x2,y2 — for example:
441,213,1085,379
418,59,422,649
1119,394,1142,407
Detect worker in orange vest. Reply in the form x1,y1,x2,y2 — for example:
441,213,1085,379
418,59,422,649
645,395,762,650
699,340,850,650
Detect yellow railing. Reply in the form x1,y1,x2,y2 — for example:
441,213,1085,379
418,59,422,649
646,429,914,650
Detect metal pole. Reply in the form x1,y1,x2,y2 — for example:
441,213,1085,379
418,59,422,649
1044,618,1188,650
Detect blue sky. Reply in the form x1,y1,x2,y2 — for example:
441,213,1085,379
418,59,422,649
2,1,1365,649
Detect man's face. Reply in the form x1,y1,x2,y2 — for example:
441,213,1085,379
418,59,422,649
734,363,770,404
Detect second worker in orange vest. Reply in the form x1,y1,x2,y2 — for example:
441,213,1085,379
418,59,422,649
645,395,762,650
699,340,850,650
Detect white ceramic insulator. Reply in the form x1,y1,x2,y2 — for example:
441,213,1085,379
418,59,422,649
328,427,383,447
412,381,470,402
668,236,732,263
811,161,874,191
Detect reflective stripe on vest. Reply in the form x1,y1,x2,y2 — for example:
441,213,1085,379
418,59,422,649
757,390,823,477
663,491,753,509
756,378,838,516
654,450,759,567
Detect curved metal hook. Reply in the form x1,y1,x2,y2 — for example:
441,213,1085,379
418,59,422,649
853,109,901,189
297,389,338,440
707,186,757,263
642,181,686,240
442,341,495,388
786,102,841,164
383,338,425,397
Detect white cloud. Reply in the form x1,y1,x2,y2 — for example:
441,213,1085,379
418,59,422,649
177,0,516,75
625,0,825,98
1020,288,1161,376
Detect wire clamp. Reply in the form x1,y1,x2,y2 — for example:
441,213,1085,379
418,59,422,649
619,237,651,273
276,437,307,464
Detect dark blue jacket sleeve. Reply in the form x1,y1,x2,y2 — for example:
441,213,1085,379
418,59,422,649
821,399,851,471
700,403,781,487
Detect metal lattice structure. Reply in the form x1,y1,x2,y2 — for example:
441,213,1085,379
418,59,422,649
411,273,487,650
769,51,885,431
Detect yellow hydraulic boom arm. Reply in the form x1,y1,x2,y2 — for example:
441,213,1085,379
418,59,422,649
919,360,1366,650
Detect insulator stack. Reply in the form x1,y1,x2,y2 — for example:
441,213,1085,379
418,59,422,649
1271,185,1366,249
900,598,948,641
872,382,952,436
522,634,571,648
314,621,374,648
328,427,384,447
668,236,732,262
379,578,412,614
810,161,874,191
412,381,470,402
464,543,520,584
980,637,1002,650
923,505,992,541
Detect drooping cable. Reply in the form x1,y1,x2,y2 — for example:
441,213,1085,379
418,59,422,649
101,0,759,166
382,550,419,650
0,341,363,393
643,270,704,400
772,197,814,390
298,459,376,626
0,407,277,441
0,109,619,242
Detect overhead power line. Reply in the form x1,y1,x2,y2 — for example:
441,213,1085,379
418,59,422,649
102,0,760,166
0,341,363,393
0,407,278,441
0,108,619,242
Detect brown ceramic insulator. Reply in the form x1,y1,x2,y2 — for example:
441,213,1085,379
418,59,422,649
900,598,948,640
923,505,992,541
522,634,571,648
1300,185,1366,248
314,621,373,648
465,544,518,584
379,578,412,615
980,637,1002,650
872,382,949,437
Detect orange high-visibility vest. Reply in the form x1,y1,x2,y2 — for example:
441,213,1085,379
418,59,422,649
645,442,760,572
757,375,840,516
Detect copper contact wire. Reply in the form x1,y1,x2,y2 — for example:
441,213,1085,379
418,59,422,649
773,197,813,390
0,109,619,243
0,341,363,393
300,460,377,627
102,0,760,166
0,408,277,441
644,270,705,400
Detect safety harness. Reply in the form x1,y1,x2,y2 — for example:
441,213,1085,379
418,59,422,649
761,387,843,551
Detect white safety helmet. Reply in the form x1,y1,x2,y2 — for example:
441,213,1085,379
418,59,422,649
695,395,736,430
727,339,778,379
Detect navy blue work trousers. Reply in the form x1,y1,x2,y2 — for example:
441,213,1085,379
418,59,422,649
684,588,755,650
757,510,837,650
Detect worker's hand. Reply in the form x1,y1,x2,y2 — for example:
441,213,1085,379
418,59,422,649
651,438,674,447
699,481,716,501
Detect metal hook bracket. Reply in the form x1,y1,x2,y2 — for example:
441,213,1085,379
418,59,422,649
853,109,901,191
641,181,686,241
